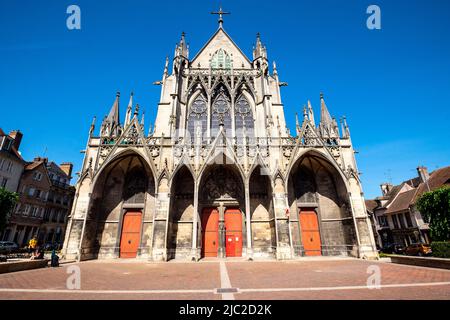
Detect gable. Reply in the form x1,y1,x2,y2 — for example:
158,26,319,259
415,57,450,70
191,29,252,69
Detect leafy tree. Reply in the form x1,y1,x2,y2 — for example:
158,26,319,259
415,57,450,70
0,188,18,233
416,186,450,241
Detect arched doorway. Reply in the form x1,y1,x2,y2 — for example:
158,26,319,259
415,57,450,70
82,153,155,260
288,153,358,257
249,166,276,256
167,166,195,260
199,165,245,258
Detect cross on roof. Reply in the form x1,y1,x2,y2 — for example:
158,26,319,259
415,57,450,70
211,6,230,28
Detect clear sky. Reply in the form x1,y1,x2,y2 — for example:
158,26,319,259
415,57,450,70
1,0,449,199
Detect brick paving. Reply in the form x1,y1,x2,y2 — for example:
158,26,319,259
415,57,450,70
0,259,449,300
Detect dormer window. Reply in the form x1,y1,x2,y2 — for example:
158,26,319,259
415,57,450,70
1,137,13,151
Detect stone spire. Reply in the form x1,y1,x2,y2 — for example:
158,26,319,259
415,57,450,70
341,116,351,138
163,56,169,79
101,91,121,137
319,93,334,137
173,32,189,74
140,110,145,127
253,32,267,60
295,113,301,136
307,100,315,127
273,61,279,80
124,92,133,128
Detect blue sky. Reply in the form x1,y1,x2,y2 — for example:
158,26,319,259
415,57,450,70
1,0,449,199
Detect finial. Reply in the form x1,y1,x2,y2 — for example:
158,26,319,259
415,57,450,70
141,111,145,126
303,105,308,119
116,91,121,98
320,92,324,100
211,6,230,28
134,104,140,116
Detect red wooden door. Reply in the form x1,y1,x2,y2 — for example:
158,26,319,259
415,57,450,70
225,209,242,257
120,211,142,259
202,208,219,257
299,210,322,256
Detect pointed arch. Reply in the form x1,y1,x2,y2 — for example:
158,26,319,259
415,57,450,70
211,49,232,70
287,150,358,257
197,130,246,184
199,164,245,203
167,165,195,260
285,148,349,192
81,150,156,260
186,92,208,143
235,93,255,141
92,148,156,193
248,153,270,180
211,84,232,138
249,165,276,256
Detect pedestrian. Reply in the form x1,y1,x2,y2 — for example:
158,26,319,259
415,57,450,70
51,249,60,267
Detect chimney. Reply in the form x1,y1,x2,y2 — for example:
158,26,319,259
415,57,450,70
380,183,393,196
9,130,23,150
60,163,73,179
34,157,48,163
417,166,430,183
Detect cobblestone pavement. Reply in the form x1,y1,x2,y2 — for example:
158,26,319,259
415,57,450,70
0,258,449,300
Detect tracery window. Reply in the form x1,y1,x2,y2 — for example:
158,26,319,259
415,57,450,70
187,95,208,142
211,49,231,70
235,95,254,140
211,92,232,137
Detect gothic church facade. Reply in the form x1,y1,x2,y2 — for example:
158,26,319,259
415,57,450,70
63,16,377,261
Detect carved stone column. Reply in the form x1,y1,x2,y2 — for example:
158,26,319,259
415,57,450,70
191,181,201,261
152,177,170,261
245,181,253,259
218,203,226,259
273,176,292,260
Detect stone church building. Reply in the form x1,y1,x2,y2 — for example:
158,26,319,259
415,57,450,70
63,12,377,261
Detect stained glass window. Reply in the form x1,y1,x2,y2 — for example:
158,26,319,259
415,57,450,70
211,93,232,137
211,49,231,70
187,95,207,142
235,95,254,141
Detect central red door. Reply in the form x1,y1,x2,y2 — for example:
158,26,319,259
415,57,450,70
120,211,142,259
299,209,322,256
225,209,243,257
202,208,219,257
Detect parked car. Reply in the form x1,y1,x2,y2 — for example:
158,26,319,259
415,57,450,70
405,243,432,256
0,241,19,254
380,243,405,255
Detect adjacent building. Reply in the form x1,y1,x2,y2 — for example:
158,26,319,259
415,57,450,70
0,129,25,192
1,136,75,247
367,166,450,248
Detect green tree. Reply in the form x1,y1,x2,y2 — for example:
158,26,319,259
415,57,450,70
416,186,450,241
0,188,18,233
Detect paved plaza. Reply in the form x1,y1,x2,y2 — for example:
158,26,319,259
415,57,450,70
0,258,449,300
